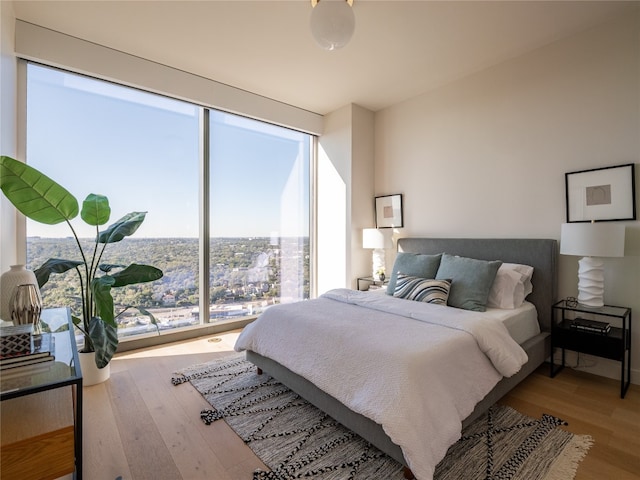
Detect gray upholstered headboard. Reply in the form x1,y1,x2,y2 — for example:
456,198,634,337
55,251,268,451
396,238,558,332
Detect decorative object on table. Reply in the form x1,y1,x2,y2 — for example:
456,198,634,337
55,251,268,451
565,163,636,222
309,0,355,51
173,354,593,480
9,284,42,335
565,296,578,308
560,222,625,307
0,265,40,322
375,193,403,228
0,332,55,371
362,228,392,280
0,155,163,379
0,324,33,356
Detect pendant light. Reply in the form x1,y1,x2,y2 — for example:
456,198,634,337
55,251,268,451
310,0,355,51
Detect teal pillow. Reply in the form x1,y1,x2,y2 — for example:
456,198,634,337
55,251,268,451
435,254,501,312
386,252,442,295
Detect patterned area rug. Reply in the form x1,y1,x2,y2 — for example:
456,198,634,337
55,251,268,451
172,354,593,480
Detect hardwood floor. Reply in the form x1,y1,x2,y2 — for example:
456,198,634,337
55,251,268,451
78,330,640,480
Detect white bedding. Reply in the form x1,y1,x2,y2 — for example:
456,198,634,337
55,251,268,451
367,289,540,345
235,288,528,480
485,301,540,345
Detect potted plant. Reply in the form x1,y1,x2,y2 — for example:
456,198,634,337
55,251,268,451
0,155,163,383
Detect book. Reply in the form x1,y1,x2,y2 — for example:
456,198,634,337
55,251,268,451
570,318,610,334
0,359,56,382
0,333,55,367
0,324,33,355
0,354,54,371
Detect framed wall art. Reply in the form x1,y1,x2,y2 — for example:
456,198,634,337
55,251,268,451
565,163,636,222
375,194,403,228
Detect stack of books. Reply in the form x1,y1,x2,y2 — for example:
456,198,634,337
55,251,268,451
0,333,56,374
569,317,611,335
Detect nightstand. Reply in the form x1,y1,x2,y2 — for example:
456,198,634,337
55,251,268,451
357,276,388,291
551,299,631,398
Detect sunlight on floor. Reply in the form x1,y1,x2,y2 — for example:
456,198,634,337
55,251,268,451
113,329,242,360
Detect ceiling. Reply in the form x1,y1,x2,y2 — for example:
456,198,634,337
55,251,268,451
10,0,637,115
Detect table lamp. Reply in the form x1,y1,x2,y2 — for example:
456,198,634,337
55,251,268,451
560,222,625,307
362,228,392,281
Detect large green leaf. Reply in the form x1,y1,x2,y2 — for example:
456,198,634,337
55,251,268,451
34,258,84,288
109,264,163,287
92,276,116,326
81,193,111,226
0,155,79,225
98,212,147,244
88,316,118,369
98,263,126,274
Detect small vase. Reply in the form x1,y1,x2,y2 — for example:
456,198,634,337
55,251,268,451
10,284,43,335
1,265,40,322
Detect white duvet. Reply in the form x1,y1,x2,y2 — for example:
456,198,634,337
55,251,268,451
235,288,528,480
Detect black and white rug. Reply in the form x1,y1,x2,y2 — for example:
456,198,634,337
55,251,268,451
172,354,593,480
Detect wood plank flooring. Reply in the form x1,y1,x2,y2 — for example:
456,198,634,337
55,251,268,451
77,330,639,480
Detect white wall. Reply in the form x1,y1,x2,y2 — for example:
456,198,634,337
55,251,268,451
317,106,351,294
317,104,375,294
0,1,18,274
350,105,376,287
374,11,640,383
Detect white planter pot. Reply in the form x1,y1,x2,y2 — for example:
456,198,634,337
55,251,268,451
78,351,110,386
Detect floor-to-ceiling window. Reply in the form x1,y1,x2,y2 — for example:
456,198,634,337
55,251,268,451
24,63,312,340
208,112,310,320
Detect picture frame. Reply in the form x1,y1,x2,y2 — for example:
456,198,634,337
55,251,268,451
565,163,636,222
375,194,403,228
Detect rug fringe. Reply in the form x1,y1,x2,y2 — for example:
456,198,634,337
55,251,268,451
543,434,594,480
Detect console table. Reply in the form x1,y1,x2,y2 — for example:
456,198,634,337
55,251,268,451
1,307,83,479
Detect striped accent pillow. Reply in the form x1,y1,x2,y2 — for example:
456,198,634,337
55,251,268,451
393,274,451,305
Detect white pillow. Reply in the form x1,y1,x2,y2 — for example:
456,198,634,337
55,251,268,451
487,263,534,309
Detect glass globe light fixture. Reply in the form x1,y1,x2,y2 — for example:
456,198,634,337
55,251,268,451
310,0,355,51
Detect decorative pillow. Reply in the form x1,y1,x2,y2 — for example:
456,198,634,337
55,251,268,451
393,274,451,305
435,254,501,312
386,252,442,295
487,263,535,309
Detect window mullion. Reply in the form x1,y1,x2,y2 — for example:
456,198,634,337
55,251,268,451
200,108,211,324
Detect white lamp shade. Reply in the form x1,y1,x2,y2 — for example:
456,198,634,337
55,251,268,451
310,0,355,51
560,223,625,258
362,228,392,249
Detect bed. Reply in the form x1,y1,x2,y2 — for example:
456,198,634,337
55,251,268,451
235,238,557,480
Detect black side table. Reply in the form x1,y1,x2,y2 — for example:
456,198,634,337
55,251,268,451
551,299,631,398
1,307,83,478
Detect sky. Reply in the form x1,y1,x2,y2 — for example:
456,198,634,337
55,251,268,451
25,64,310,239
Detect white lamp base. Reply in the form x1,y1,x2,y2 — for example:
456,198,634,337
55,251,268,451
372,248,385,280
577,256,605,307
